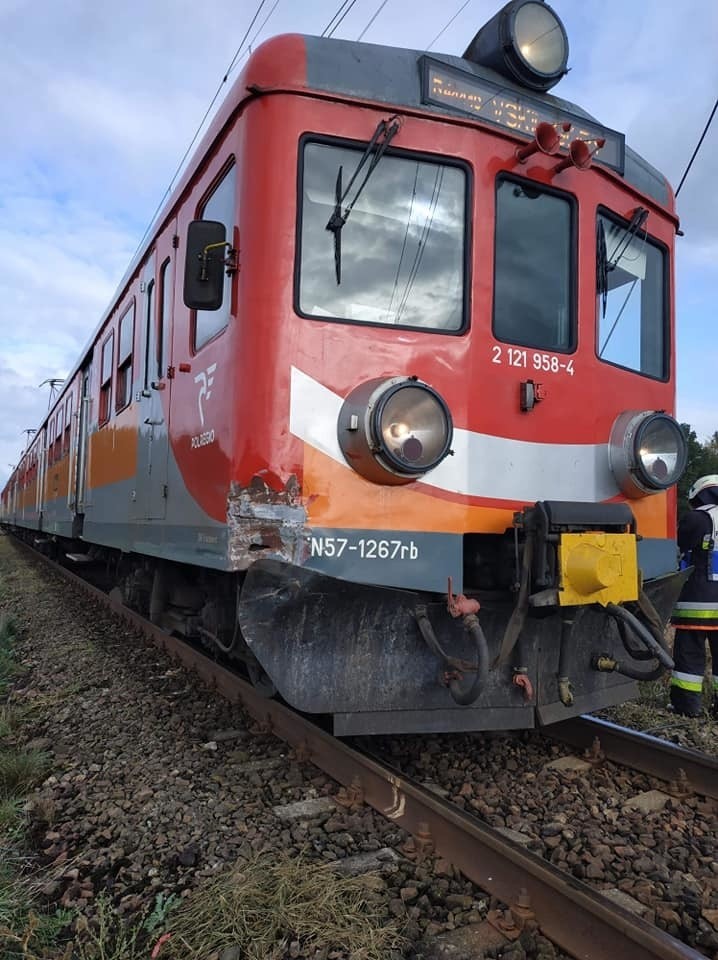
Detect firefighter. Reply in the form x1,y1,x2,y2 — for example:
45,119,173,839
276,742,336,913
670,474,718,717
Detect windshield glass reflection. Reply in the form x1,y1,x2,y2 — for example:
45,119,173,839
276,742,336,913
493,178,573,351
299,142,466,331
597,213,665,379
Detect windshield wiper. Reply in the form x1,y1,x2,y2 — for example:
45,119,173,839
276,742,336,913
597,218,609,318
596,206,648,319
326,114,401,284
607,205,648,269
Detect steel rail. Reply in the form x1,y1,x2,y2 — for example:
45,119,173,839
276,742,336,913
13,540,706,960
548,715,718,800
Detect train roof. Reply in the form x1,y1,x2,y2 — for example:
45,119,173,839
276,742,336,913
40,32,673,441
248,34,671,208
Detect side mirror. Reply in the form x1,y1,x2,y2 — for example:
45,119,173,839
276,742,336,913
183,220,228,311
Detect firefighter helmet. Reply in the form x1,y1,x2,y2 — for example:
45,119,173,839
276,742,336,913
688,475,718,503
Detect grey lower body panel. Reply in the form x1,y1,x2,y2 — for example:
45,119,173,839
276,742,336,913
333,705,531,736
238,558,685,735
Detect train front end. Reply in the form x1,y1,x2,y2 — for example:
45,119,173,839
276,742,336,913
189,2,687,734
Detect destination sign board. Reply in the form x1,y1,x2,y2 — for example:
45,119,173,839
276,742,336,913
421,58,625,175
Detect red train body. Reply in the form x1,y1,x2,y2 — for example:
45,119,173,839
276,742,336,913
2,4,689,734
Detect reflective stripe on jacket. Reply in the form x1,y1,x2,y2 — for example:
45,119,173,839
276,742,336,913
672,600,718,630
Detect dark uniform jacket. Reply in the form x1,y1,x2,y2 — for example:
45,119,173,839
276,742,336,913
673,505,718,627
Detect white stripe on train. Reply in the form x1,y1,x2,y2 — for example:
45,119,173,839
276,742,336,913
289,366,620,504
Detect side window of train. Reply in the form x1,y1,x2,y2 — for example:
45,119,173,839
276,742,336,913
596,211,667,380
194,164,236,350
55,407,63,461
117,302,135,411
493,176,575,352
64,396,72,456
158,258,172,378
143,280,155,392
99,332,114,426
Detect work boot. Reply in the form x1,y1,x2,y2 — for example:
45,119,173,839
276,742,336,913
669,686,702,718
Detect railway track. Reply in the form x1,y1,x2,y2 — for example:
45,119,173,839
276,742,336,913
10,538,714,960
548,715,718,802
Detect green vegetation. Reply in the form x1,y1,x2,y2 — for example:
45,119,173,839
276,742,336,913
0,750,50,799
72,892,181,960
0,614,18,699
678,424,718,515
0,608,70,959
73,855,404,960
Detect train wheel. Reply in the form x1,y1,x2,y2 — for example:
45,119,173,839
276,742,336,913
247,659,277,698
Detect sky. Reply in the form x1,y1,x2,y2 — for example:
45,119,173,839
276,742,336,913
1,0,716,488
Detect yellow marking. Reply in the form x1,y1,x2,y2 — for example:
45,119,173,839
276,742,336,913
384,775,406,820
558,532,638,607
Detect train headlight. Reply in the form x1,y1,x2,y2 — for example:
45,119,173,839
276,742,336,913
338,377,453,485
463,0,569,93
609,411,687,498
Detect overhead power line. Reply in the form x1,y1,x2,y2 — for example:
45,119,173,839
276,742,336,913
322,0,360,38
129,0,270,263
357,0,391,41
427,0,473,51
227,0,283,80
675,96,718,198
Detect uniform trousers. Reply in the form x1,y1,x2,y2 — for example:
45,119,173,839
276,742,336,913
670,628,718,716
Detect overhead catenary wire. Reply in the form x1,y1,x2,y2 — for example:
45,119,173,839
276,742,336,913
228,0,283,78
322,0,360,38
675,96,718,198
129,0,270,263
357,0,391,41
427,0,473,51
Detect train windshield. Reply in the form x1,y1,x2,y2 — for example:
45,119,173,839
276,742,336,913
596,213,667,379
298,141,467,331
493,177,574,351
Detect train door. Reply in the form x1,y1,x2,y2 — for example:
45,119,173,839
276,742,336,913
134,222,174,520
36,426,47,529
72,368,91,531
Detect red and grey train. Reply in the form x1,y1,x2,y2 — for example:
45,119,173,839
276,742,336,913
1,0,689,734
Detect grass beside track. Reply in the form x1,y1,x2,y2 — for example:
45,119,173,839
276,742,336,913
0,535,407,960
600,632,718,757
0,607,68,958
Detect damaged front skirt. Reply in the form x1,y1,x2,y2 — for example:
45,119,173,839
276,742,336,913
237,558,687,736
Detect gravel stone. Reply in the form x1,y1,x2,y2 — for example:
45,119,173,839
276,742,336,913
3,538,716,959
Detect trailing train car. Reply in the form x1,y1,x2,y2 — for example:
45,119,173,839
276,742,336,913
2,0,690,734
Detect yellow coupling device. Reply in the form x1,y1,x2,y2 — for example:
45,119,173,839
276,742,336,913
557,532,638,607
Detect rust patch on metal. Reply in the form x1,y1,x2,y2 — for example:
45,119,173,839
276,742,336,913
584,736,606,765
667,768,693,799
401,821,435,863
227,475,307,569
336,776,365,810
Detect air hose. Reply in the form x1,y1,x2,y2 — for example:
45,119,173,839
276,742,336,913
598,598,674,680
415,607,489,706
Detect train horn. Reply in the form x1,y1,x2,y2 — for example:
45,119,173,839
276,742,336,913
553,136,606,173
515,121,571,163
